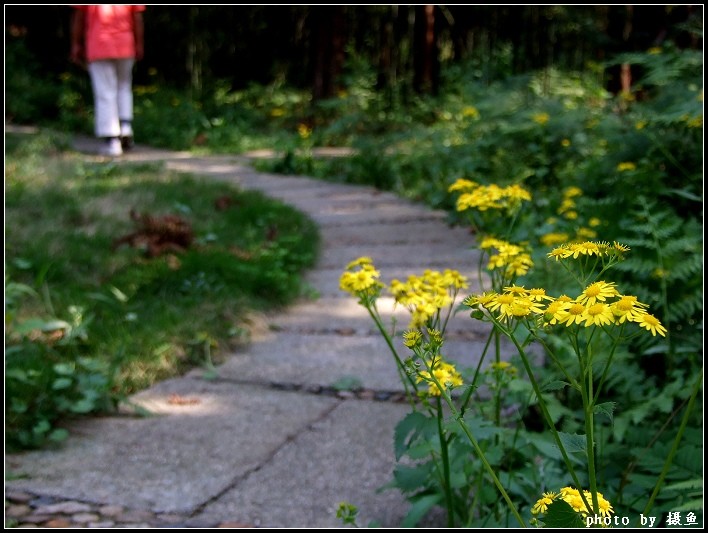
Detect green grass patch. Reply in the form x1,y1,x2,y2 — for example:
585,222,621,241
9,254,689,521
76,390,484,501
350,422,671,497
5,129,320,449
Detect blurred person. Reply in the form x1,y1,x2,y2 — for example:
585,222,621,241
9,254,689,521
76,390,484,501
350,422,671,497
71,5,145,156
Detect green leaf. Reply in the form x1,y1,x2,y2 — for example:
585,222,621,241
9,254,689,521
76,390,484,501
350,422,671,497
393,463,433,493
53,362,75,375
401,492,444,528
48,428,69,443
672,499,704,512
613,413,630,441
593,401,616,424
664,478,703,491
394,411,434,461
109,285,129,302
558,432,587,454
540,499,585,528
52,377,73,390
69,399,96,413
542,380,570,392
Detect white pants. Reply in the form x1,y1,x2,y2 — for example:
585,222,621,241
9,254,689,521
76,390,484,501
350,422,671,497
88,59,135,138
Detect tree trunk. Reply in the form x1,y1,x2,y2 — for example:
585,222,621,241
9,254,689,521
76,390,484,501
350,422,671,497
413,5,439,94
311,6,346,101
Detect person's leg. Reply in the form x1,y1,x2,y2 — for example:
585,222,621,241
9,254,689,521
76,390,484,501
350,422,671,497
88,60,122,155
116,58,135,150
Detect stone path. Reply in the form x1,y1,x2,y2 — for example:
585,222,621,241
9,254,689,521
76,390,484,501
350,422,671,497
5,139,508,528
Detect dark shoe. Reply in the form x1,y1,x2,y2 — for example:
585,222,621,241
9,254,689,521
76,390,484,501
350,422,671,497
120,136,134,151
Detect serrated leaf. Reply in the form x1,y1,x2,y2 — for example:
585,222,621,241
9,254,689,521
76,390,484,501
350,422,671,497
393,463,433,493
558,432,587,454
542,380,570,392
540,499,585,528
664,478,703,491
393,411,435,461
672,499,704,512
401,492,444,528
613,413,630,442
593,402,616,424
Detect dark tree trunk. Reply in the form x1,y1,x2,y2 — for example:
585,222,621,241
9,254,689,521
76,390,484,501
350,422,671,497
413,5,439,94
311,6,346,101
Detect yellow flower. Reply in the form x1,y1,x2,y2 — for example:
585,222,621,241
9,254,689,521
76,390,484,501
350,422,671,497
555,302,587,327
575,227,598,240
561,138,571,147
402,330,422,348
531,492,557,515
346,256,374,269
563,186,583,198
340,257,384,297
617,162,637,172
532,112,550,125
578,281,619,306
544,298,571,325
685,115,702,128
298,123,312,139
462,105,480,118
448,178,478,193
541,232,570,247
527,288,552,302
596,495,614,517
634,313,667,337
582,303,615,327
417,360,463,396
610,295,648,324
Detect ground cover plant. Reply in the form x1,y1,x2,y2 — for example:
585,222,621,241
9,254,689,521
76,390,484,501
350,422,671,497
5,131,319,450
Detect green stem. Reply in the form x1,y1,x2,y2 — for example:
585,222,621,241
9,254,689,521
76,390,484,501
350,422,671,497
583,355,600,517
642,369,702,517
497,318,592,513
365,304,419,409
437,396,455,527
494,329,502,442
428,375,526,527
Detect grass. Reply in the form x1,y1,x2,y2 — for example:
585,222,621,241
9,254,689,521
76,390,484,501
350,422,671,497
5,129,320,396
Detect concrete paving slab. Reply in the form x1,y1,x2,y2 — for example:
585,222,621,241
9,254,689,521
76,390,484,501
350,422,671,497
5,381,338,515
192,400,412,528
212,330,514,392
265,295,491,335
320,219,475,246
318,241,479,269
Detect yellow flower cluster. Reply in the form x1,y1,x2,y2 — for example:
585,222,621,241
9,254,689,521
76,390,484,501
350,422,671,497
480,237,534,277
448,179,531,214
557,186,582,220
532,487,614,518
466,282,667,336
417,359,463,396
390,269,468,328
339,257,384,297
297,123,313,139
548,241,629,261
532,112,550,125
616,161,637,172
462,105,480,119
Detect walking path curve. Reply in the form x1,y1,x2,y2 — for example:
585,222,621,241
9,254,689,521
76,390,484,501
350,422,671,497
6,138,509,528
